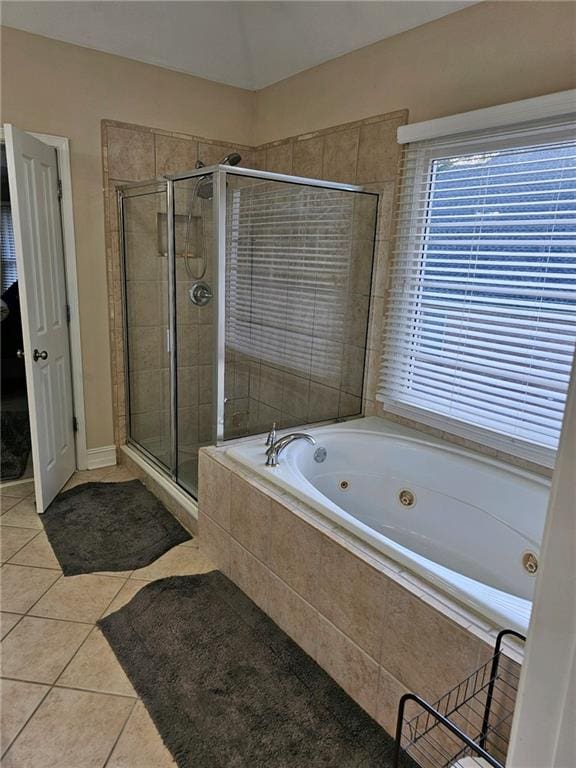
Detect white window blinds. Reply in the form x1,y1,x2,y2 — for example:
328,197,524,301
378,117,576,466
1,204,17,295
225,181,354,379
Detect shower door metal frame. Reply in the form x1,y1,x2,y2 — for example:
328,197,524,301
118,180,177,478
119,166,376,486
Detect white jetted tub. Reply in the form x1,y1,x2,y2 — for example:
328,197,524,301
227,417,550,633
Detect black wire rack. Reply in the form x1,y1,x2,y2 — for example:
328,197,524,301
392,629,526,768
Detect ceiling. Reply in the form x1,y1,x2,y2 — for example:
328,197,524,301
2,1,475,90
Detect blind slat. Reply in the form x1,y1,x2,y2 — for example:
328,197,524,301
378,117,576,466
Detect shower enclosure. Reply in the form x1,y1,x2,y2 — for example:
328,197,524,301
119,165,378,498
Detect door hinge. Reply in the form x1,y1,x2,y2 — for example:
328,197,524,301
66,304,71,323
72,416,78,433
57,179,63,200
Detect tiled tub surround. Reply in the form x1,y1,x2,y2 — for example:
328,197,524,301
198,441,526,736
102,110,406,451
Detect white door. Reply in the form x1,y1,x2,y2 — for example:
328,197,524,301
4,124,76,511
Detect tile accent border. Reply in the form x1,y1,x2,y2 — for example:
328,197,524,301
198,445,523,735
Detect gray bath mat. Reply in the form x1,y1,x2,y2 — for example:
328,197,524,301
98,571,415,768
1,410,32,481
43,480,191,576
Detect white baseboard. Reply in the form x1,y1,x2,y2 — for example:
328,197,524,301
86,445,117,470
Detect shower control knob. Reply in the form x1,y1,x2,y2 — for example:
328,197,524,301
189,282,213,307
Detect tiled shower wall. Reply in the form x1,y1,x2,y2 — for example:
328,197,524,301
102,110,407,449
102,122,255,448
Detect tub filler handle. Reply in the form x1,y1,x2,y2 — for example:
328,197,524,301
265,433,316,468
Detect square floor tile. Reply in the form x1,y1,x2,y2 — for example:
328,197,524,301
0,564,61,613
130,543,214,581
7,532,62,570
106,700,177,768
1,527,39,562
29,573,125,623
1,612,22,639
62,468,118,491
57,627,136,697
101,579,149,618
102,467,137,483
0,481,35,500
1,615,92,683
1,687,134,768
0,499,42,529
0,679,50,756
0,496,23,514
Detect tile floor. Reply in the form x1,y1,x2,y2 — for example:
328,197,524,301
0,466,215,767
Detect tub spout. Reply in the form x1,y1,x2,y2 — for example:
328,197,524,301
265,433,316,467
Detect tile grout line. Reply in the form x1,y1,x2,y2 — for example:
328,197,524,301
1,675,138,701
102,696,139,768
1,527,43,564
0,678,52,760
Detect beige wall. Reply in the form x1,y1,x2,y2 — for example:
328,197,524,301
2,0,574,452
254,1,576,144
0,26,254,450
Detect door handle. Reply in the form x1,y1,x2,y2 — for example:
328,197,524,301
33,349,48,362
16,349,24,359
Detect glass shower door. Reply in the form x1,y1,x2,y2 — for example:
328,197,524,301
121,183,172,469
173,173,217,495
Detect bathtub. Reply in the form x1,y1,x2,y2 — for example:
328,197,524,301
226,417,550,633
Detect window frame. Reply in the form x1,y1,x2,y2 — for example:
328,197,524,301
379,122,576,468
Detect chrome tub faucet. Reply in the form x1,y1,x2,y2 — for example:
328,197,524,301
265,432,316,467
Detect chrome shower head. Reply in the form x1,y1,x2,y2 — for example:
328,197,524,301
219,152,242,166
194,153,243,200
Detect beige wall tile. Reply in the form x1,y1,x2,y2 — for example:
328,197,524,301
1,687,133,768
0,680,49,755
266,501,322,603
375,666,409,735
1,616,91,684
106,700,177,768
107,127,155,181
356,118,403,184
198,511,231,576
198,453,231,530
292,136,324,178
267,573,319,661
230,539,271,613
316,616,380,717
316,537,388,660
322,128,360,184
266,142,293,174
0,565,61,613
57,627,136,697
155,134,198,176
229,473,271,562
380,579,484,701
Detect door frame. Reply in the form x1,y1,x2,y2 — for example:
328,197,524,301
1,128,88,471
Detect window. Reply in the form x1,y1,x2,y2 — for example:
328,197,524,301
379,117,576,466
1,204,17,295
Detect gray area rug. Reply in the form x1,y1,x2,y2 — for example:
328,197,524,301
98,571,415,768
1,410,31,481
43,480,191,575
